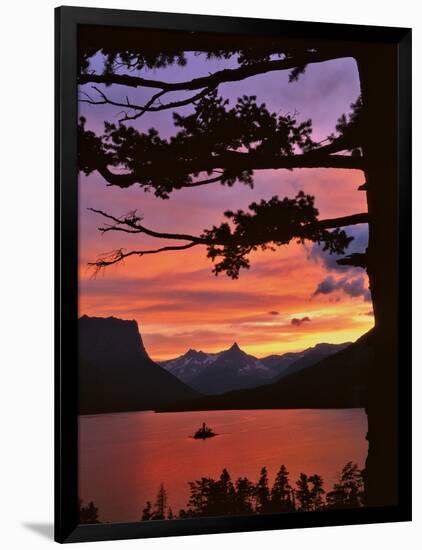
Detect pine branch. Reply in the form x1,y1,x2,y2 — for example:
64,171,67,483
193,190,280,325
88,206,369,274
93,151,363,190
79,86,215,121
78,52,346,91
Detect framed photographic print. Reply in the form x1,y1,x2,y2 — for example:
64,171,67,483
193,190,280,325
55,6,412,543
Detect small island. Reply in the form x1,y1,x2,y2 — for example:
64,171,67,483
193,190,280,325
193,422,217,439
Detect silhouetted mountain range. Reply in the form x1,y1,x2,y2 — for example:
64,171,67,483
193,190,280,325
78,314,370,414
264,341,352,379
160,342,274,394
78,315,198,414
158,330,372,412
160,341,351,394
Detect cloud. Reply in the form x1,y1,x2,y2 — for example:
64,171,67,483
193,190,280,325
309,224,368,273
142,326,306,360
342,278,371,301
313,275,338,295
291,316,311,327
313,275,371,302
268,311,280,316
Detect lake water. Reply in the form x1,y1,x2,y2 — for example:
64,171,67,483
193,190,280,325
79,409,367,523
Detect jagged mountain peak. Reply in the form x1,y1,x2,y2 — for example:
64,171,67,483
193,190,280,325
161,341,273,394
185,348,201,357
225,342,243,354
177,348,211,363
160,337,355,397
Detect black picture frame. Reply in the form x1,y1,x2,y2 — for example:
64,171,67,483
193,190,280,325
55,6,412,544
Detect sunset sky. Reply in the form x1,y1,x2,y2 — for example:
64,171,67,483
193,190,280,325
78,48,374,361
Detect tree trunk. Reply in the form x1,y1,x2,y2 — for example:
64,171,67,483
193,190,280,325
355,44,398,506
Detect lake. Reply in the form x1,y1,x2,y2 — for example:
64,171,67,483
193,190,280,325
79,409,367,523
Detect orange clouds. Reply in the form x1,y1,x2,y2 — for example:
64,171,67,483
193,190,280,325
78,55,373,361
79,230,373,360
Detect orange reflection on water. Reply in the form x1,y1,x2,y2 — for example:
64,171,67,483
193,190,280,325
79,408,367,523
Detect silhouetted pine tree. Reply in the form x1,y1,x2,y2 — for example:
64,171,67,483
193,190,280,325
255,467,271,513
216,469,237,515
234,477,255,514
153,483,168,520
79,499,100,524
181,469,237,517
295,473,313,512
141,485,170,520
141,500,153,521
309,474,325,510
326,462,364,509
270,465,295,512
182,477,213,517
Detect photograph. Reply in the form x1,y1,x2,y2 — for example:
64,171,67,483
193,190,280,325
72,17,407,530
0,1,417,548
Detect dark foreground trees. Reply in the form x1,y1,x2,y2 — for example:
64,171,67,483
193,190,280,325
78,499,100,524
326,461,364,509
79,27,399,506
141,483,173,520
78,462,364,524
271,465,295,513
142,462,364,520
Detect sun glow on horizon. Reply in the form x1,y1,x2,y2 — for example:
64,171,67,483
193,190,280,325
78,53,374,363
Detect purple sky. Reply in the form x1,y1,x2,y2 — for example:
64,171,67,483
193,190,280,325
78,48,372,360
